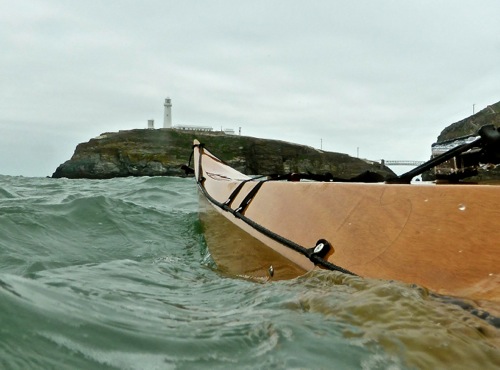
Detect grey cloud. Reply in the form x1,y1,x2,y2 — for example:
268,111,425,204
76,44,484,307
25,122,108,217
1,0,499,176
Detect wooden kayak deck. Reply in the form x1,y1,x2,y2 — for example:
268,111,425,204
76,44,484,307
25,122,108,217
193,141,500,316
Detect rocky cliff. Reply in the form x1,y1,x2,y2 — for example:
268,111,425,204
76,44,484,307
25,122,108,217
430,100,500,182
437,101,500,142
52,129,394,180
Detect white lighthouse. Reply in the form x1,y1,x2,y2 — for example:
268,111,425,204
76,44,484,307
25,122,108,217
163,98,172,128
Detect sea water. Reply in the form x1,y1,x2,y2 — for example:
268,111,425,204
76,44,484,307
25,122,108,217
0,175,499,369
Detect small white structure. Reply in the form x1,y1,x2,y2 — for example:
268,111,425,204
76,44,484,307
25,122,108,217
175,125,213,132
223,128,235,135
163,98,172,128
147,119,154,129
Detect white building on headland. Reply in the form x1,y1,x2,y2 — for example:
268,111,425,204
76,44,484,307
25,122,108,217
175,125,213,132
147,119,154,129
163,98,172,128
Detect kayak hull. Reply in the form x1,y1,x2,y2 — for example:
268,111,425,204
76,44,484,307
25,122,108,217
193,141,500,315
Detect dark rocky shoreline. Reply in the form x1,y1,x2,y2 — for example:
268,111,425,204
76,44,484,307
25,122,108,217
52,100,500,180
52,129,395,180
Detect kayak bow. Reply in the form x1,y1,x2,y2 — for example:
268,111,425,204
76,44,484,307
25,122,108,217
193,140,500,316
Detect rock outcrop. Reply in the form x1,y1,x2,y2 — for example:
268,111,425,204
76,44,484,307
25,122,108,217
52,129,394,180
437,101,500,142
429,100,500,182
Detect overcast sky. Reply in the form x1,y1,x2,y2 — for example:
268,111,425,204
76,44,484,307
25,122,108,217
1,0,499,177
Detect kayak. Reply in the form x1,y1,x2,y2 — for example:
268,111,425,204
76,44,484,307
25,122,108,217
191,132,500,317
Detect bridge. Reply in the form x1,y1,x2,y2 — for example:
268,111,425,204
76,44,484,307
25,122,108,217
382,160,426,166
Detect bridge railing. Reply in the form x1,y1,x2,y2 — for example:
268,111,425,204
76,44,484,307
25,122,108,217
382,160,426,166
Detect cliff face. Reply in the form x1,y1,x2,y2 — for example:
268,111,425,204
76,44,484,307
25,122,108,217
52,129,394,180
429,100,500,182
437,101,500,142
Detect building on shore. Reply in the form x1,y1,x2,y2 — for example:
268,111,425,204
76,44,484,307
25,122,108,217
174,125,213,132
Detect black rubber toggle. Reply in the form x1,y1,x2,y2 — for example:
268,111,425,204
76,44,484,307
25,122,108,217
309,239,331,259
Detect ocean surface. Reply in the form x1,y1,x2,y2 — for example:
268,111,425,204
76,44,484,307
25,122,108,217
1,175,499,370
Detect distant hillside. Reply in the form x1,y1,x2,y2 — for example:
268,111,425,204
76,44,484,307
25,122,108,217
437,101,500,142
52,129,395,180
428,100,500,182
